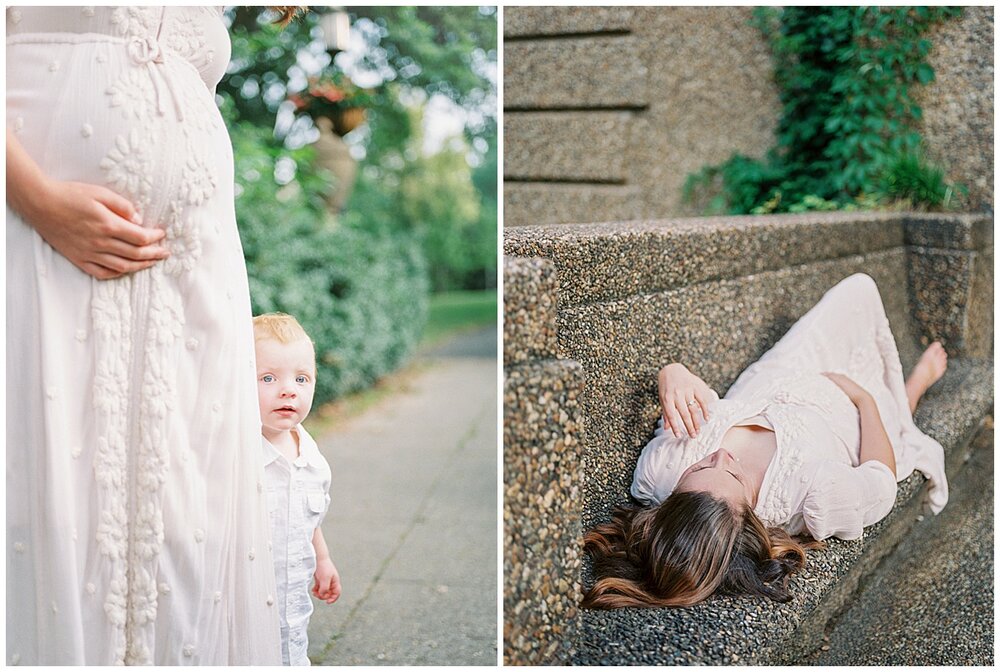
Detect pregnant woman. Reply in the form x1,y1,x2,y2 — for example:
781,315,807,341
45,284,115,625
6,7,293,664
582,273,949,609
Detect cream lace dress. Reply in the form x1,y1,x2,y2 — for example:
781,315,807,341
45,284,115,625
7,7,281,665
632,273,948,540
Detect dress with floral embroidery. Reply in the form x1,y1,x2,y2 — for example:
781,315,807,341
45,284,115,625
6,7,281,665
632,274,948,541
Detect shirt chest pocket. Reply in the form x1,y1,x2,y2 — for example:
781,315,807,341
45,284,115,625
306,487,327,518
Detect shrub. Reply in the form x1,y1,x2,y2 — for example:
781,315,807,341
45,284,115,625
232,122,429,405
875,150,966,209
684,7,964,214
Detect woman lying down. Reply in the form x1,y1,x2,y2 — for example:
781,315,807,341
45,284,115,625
583,273,949,609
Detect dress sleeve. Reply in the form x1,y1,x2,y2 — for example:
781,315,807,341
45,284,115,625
802,460,897,540
631,417,695,506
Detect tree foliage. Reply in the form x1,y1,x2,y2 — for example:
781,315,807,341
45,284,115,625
219,7,496,403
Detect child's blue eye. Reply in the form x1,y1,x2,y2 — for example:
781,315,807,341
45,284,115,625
296,375,308,384
261,374,274,383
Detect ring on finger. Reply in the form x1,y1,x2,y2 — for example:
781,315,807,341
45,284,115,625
686,399,698,407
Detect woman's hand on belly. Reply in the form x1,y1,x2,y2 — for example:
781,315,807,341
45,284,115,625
821,371,873,406
27,180,170,280
7,129,169,280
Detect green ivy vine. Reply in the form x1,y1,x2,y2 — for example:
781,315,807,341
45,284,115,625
684,6,965,215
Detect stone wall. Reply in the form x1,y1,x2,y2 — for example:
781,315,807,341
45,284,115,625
915,6,995,212
504,7,994,226
504,6,779,225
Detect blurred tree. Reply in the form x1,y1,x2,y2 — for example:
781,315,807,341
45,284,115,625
219,6,496,402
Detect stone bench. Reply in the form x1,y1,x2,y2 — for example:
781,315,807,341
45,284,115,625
502,211,993,664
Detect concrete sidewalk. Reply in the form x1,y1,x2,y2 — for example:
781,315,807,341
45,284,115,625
306,326,498,666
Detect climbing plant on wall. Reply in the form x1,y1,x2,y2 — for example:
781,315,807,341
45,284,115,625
684,6,964,215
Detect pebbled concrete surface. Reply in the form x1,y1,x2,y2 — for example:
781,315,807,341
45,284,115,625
306,327,497,665
502,213,993,664
810,422,994,666
572,363,993,666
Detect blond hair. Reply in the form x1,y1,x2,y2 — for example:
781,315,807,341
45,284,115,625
253,312,313,346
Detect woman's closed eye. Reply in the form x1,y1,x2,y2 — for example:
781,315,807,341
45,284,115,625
690,464,741,483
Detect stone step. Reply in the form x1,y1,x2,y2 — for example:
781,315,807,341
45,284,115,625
807,418,993,665
571,359,993,665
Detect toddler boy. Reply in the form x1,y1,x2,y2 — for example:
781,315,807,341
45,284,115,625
254,313,341,666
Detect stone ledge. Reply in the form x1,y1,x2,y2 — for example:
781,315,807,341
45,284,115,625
504,183,643,228
503,212,906,307
904,213,993,250
503,257,559,366
504,111,632,182
504,7,635,38
573,359,993,665
504,36,648,110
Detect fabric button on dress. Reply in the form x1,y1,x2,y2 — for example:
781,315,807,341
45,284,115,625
194,529,205,542
81,124,93,138
213,591,222,603
182,645,195,658
13,117,24,132
186,338,198,351
159,583,171,594
75,329,87,342
49,60,60,72
14,542,25,553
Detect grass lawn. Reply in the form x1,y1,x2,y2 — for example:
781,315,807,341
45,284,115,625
420,289,498,347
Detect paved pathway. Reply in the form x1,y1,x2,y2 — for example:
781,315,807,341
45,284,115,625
306,326,498,665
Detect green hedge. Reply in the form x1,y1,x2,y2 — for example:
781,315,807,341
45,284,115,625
232,123,429,405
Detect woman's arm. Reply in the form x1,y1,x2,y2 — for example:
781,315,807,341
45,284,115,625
823,372,896,476
7,128,169,279
657,363,715,438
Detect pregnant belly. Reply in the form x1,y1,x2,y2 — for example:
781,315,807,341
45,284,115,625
7,37,233,226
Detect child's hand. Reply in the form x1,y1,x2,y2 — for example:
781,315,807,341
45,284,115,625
313,558,342,604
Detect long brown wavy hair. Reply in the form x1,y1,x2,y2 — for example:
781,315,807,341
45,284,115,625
581,491,822,608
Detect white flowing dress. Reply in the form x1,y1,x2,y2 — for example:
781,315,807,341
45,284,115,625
7,7,281,665
632,273,948,540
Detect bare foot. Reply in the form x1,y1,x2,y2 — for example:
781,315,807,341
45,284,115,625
905,342,948,413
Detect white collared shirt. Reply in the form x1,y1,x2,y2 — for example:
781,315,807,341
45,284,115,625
262,425,332,666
